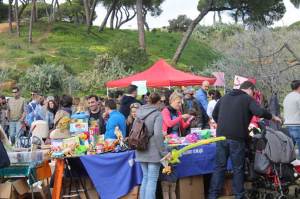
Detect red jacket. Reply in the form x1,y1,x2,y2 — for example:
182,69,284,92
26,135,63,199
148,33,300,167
161,107,190,135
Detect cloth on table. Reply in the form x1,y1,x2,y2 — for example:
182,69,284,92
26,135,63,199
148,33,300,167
80,150,142,199
0,161,43,184
172,143,232,178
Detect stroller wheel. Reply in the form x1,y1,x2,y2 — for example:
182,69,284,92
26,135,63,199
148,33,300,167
277,196,288,199
265,193,274,199
246,189,260,199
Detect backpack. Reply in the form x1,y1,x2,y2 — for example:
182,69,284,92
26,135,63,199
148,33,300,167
128,110,156,151
0,140,10,169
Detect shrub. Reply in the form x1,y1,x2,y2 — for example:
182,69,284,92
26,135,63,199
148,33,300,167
109,38,148,70
19,64,72,95
29,55,47,65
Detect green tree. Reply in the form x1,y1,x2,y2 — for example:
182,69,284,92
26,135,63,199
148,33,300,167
172,0,286,64
0,3,8,22
291,0,300,8
168,15,192,32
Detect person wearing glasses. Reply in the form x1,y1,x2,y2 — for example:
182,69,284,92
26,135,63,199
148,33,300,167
126,103,141,137
7,87,26,145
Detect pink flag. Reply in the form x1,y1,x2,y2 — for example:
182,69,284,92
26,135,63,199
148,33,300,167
212,72,225,87
233,75,256,89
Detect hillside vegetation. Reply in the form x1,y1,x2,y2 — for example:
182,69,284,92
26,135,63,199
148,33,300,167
0,22,219,74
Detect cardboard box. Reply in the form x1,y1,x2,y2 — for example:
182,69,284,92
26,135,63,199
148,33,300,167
12,179,29,195
177,176,205,199
0,181,18,199
120,186,139,199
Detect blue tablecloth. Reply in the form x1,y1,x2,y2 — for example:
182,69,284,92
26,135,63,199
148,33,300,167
80,151,142,199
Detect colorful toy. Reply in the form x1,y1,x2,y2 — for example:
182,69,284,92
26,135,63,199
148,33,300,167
184,133,199,143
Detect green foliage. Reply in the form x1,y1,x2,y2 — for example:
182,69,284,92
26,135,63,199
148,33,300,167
77,56,133,93
168,15,192,32
23,2,52,19
193,23,244,41
108,38,149,70
0,3,8,22
19,64,72,95
29,55,47,65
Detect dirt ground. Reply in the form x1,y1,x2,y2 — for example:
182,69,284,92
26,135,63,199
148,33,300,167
0,22,16,33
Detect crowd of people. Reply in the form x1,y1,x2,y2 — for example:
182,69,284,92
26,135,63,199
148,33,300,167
0,79,299,199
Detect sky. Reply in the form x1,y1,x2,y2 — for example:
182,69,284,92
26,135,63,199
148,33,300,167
3,0,300,28
94,0,300,29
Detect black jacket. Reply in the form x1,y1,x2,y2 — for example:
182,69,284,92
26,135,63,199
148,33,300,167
119,95,140,119
212,89,272,141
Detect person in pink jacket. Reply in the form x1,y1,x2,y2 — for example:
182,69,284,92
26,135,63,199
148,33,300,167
161,91,193,199
161,91,193,136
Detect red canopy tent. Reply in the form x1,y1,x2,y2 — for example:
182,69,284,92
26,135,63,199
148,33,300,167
106,59,216,88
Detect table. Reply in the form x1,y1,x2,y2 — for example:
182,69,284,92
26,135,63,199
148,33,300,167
52,143,227,199
52,151,142,199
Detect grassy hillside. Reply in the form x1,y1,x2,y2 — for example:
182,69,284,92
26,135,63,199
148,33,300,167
0,22,219,74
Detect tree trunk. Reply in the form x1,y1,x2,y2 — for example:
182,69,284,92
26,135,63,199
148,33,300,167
29,0,36,43
110,7,115,29
15,0,20,36
18,1,28,19
83,0,90,25
89,0,97,25
33,0,37,22
218,11,222,23
8,0,13,34
213,11,216,25
99,0,117,31
172,1,212,64
43,0,50,22
136,0,145,50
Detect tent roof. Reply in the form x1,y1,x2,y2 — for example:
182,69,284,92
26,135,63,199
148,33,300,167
106,59,216,88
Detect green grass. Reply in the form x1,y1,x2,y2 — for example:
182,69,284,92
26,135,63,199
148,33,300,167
0,21,220,74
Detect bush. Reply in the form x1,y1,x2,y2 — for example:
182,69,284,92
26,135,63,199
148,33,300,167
19,64,72,95
22,2,52,19
109,38,148,70
29,55,47,65
77,56,133,93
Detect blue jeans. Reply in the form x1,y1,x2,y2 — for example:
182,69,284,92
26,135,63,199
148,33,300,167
208,140,245,199
140,162,161,199
9,121,23,145
287,126,300,158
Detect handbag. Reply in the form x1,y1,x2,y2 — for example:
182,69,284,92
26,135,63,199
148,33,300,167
0,140,10,169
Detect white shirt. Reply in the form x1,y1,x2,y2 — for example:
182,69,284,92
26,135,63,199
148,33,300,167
283,91,300,125
207,99,218,118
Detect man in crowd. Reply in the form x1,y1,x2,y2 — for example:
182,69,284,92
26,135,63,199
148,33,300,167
87,95,106,134
208,81,281,199
195,80,210,111
104,99,126,140
283,80,300,156
119,85,140,119
8,87,26,145
0,95,9,137
26,91,45,127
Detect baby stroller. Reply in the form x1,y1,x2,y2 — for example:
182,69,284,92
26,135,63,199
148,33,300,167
245,124,297,199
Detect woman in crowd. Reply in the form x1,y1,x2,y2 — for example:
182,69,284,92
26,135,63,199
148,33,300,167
207,90,222,119
136,93,167,199
161,91,193,199
126,103,140,137
182,88,205,133
46,99,58,130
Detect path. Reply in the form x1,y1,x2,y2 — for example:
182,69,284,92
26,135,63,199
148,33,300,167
0,22,16,33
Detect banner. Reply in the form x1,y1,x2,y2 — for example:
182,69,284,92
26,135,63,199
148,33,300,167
131,80,147,95
212,72,225,87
